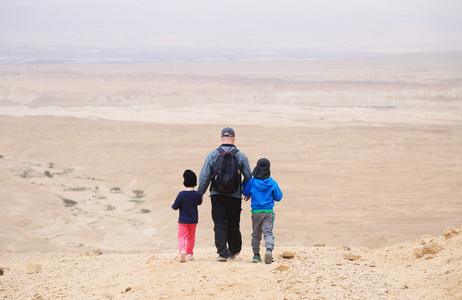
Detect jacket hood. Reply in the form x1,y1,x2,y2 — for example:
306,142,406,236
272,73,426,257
252,158,271,180
253,177,275,192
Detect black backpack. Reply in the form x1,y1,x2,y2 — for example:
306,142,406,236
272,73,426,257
212,147,241,193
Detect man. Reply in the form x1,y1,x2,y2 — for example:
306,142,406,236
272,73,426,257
198,127,252,262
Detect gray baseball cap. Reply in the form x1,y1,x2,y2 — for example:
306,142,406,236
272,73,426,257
221,127,235,137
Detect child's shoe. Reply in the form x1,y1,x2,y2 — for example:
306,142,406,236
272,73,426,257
264,249,273,264
186,254,194,262
252,254,262,263
180,251,186,262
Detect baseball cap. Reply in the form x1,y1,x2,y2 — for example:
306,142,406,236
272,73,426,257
221,127,235,137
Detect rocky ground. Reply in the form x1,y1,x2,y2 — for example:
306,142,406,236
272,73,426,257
1,226,461,299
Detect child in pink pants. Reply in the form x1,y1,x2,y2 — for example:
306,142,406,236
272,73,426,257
172,169,203,262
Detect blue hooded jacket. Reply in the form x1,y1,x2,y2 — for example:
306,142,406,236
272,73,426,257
242,177,283,211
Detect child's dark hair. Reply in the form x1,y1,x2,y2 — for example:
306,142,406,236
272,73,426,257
183,169,197,187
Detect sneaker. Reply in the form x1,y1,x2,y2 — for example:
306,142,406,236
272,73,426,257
229,252,240,259
252,254,262,263
217,256,228,262
180,251,186,263
264,250,272,264
186,254,194,262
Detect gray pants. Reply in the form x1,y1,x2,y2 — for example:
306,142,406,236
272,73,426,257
251,211,275,255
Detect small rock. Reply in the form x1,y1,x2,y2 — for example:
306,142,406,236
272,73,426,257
443,227,460,239
414,242,443,258
419,235,434,245
369,261,376,267
0,268,4,275
125,287,132,292
344,253,361,261
313,242,326,247
273,265,290,272
106,204,116,211
281,251,296,259
145,255,156,264
92,249,103,256
26,263,42,274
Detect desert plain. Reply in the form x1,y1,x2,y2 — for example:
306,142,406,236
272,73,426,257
0,53,461,299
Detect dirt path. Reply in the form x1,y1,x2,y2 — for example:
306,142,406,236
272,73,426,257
1,226,461,299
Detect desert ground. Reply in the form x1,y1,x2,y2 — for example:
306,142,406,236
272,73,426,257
0,53,461,299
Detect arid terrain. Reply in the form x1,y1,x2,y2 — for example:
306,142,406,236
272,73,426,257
1,53,461,299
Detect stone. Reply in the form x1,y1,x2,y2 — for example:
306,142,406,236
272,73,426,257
419,235,434,245
125,287,132,292
313,242,326,247
0,268,4,275
273,265,290,272
423,242,443,255
414,242,443,258
26,263,42,274
145,255,156,264
106,204,116,211
344,253,361,261
443,227,460,239
281,251,296,259
92,249,103,256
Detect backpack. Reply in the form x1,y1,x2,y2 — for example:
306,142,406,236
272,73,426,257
212,147,241,194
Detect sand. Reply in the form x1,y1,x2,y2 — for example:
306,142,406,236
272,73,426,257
1,54,461,298
1,227,461,299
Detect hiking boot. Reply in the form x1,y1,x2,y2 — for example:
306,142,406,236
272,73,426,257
229,252,240,259
180,251,186,263
252,254,262,263
217,256,228,262
264,249,273,264
186,254,194,262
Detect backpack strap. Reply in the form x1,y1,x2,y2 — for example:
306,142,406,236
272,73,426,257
216,147,225,155
216,147,240,156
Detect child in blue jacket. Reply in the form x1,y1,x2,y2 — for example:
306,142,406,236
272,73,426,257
243,158,283,264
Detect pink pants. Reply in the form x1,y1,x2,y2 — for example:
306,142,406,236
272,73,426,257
177,223,197,255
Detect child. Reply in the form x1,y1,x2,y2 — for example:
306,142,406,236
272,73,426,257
243,158,283,264
172,169,203,262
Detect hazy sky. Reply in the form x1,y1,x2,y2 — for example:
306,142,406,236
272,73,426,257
1,0,461,53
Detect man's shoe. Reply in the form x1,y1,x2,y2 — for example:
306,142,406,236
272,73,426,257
264,250,273,264
252,254,262,263
229,252,240,259
217,256,228,262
